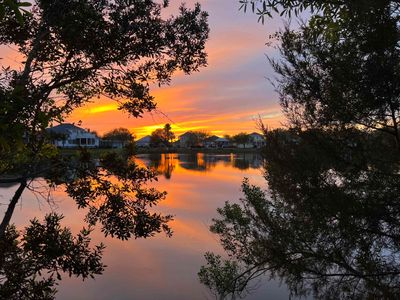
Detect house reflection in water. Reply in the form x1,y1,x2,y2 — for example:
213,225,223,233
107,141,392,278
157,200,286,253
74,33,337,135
136,152,263,179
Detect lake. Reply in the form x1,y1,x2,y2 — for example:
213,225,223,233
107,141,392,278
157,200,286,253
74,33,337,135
1,153,291,299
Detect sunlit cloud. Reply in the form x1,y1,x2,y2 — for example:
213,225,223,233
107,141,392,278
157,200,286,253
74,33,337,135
1,0,288,137
86,104,119,114
129,107,283,138
133,123,209,138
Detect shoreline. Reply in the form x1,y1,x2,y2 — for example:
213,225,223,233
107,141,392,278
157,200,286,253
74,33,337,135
59,147,263,156
135,147,262,154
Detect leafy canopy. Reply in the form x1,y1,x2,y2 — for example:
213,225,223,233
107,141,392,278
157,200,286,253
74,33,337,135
200,129,400,299
270,4,400,147
0,214,105,300
102,128,134,142
232,132,251,146
0,0,209,164
0,0,31,23
238,0,400,23
150,123,175,147
0,0,209,297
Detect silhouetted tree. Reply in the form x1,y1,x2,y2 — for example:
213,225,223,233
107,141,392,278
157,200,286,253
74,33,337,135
103,128,133,141
102,128,134,147
0,214,104,300
150,124,175,147
223,134,232,141
238,0,397,23
0,0,209,296
271,5,400,148
150,128,168,147
200,129,400,299
183,130,210,147
0,0,208,229
164,123,175,144
232,132,250,148
0,0,31,22
201,2,400,297
0,0,208,174
240,0,400,148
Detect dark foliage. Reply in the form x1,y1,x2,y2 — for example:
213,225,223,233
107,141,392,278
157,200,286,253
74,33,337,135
0,214,105,300
64,150,172,240
0,0,31,23
199,129,400,299
200,1,400,299
232,132,251,148
0,0,209,296
239,0,400,23
102,128,133,142
271,4,400,146
0,0,209,169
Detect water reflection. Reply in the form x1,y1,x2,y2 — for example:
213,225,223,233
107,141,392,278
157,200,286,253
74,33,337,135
1,152,286,300
137,152,263,179
200,130,400,299
0,150,174,300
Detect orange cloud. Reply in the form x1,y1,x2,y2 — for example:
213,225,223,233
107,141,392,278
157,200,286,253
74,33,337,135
86,104,119,114
2,0,288,137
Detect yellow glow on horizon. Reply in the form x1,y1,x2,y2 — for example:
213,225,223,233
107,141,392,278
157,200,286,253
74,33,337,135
132,123,211,138
67,103,284,138
88,104,119,114
129,108,283,138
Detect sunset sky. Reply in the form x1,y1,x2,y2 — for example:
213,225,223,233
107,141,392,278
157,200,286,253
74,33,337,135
70,0,288,138
2,0,288,138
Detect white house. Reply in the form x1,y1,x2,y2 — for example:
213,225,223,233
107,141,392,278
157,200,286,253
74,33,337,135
204,136,231,148
204,135,219,148
214,137,231,148
249,132,266,148
47,123,99,148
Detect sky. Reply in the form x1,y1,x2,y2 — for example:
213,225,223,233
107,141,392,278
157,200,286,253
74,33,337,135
69,0,287,138
2,0,288,138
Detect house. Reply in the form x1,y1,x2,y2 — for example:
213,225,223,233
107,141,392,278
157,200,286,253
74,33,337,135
204,135,220,148
172,140,180,148
136,135,151,148
249,132,266,148
99,139,127,149
47,123,99,148
179,132,198,148
236,141,255,149
214,137,231,148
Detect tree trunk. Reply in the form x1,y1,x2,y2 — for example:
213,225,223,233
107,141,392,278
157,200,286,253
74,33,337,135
394,127,400,152
389,105,400,151
0,180,27,238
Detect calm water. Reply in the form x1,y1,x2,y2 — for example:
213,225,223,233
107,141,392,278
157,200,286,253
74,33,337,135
1,153,291,299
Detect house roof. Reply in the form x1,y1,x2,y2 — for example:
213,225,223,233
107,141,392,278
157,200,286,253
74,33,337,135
250,132,263,137
215,137,229,142
47,123,87,134
205,135,220,142
179,131,196,138
136,135,151,144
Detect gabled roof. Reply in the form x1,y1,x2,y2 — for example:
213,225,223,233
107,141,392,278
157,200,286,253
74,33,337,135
249,132,263,137
205,135,220,142
179,131,196,138
47,123,87,134
136,135,151,144
215,137,229,142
